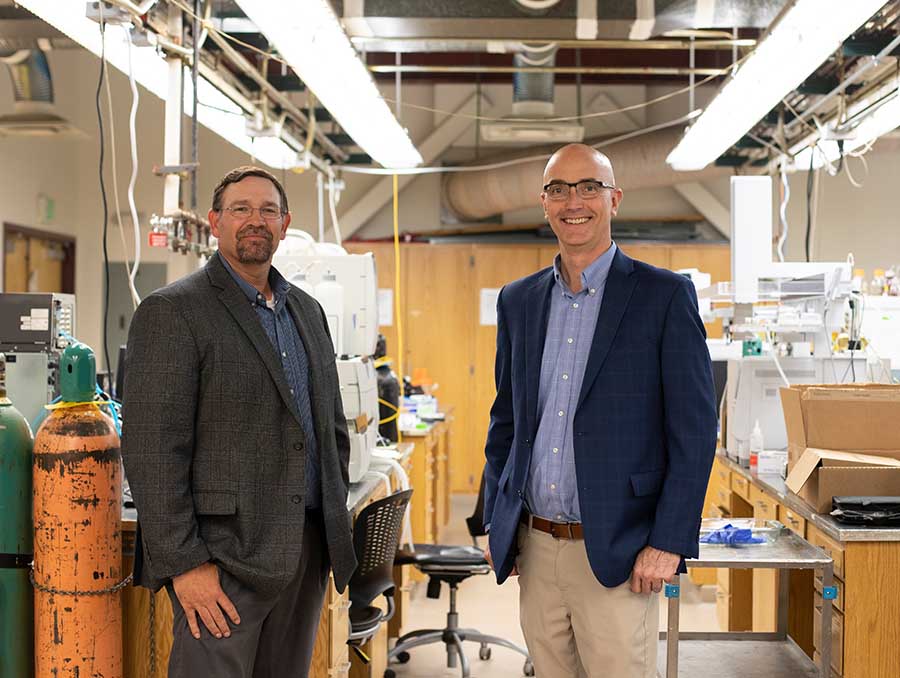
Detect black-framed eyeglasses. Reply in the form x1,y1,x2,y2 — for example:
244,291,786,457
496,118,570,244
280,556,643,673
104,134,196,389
542,180,617,201
220,205,285,222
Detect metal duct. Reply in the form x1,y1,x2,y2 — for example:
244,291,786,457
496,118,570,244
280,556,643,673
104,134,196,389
513,45,556,116
443,127,731,221
0,48,54,104
340,0,787,41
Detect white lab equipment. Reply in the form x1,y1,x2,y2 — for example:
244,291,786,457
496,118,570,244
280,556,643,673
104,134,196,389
273,242,379,357
337,357,379,482
315,270,344,355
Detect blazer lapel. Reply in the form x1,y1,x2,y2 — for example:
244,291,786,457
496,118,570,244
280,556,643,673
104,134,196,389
576,249,638,411
206,254,303,425
524,269,555,440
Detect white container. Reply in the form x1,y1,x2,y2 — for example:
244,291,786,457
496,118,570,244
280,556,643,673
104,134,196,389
314,270,344,355
749,420,764,470
290,271,315,297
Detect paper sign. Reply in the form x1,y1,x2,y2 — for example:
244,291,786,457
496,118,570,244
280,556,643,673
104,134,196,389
480,288,501,326
148,231,169,248
378,289,393,327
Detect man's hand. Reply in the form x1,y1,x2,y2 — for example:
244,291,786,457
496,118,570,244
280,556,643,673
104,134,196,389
172,562,241,639
484,545,518,576
630,546,680,594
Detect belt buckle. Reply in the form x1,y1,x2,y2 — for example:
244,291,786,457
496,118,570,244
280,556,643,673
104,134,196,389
551,521,575,540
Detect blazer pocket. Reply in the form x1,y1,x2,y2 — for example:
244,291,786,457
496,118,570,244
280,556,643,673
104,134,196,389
630,469,666,497
193,491,237,516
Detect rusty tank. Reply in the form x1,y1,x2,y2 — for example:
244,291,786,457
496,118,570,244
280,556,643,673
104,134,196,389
33,342,123,677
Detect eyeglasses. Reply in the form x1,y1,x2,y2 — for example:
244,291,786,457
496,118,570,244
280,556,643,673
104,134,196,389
543,180,617,201
220,205,285,222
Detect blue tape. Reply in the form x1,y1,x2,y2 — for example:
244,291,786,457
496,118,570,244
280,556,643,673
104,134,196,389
664,583,680,599
823,586,838,601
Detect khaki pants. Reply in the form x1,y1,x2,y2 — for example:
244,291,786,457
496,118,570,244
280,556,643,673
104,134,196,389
516,524,659,678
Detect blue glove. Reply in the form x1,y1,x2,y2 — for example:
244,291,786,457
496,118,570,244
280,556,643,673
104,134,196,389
700,524,765,545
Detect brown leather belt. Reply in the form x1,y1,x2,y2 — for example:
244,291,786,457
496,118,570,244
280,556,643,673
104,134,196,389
520,512,584,540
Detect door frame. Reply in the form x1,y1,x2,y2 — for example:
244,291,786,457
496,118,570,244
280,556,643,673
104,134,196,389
3,222,76,293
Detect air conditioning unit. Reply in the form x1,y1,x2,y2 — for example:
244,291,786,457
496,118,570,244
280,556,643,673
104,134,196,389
480,118,585,144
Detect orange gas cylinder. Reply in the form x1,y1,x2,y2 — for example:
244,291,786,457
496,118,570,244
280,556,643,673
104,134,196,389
32,343,123,678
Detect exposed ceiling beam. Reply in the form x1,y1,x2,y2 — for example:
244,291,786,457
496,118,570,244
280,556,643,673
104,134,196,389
673,182,730,239
331,91,492,240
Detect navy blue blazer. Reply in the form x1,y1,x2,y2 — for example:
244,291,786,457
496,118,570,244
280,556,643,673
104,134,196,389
484,248,717,586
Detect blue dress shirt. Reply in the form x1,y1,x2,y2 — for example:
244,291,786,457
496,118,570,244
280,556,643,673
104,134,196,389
527,242,618,522
220,256,322,510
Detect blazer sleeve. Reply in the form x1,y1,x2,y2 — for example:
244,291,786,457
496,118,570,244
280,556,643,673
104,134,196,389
121,294,210,580
483,286,514,529
648,279,718,559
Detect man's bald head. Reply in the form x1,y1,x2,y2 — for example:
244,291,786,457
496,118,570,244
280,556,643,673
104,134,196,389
543,144,616,186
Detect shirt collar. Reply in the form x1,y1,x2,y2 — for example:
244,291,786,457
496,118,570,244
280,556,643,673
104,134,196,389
552,241,618,295
219,254,290,308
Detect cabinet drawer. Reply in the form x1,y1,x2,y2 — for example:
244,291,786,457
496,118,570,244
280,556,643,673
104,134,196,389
731,474,751,501
749,485,778,522
709,504,728,520
779,505,807,537
814,593,844,676
814,574,845,613
715,485,734,514
713,460,731,489
807,525,845,580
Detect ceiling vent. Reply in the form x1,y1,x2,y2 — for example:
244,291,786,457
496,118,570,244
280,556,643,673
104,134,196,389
480,44,584,144
0,48,79,137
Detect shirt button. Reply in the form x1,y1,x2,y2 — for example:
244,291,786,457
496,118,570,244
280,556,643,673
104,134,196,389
558,410,564,417
590,288,596,295
562,374,569,380
557,514,563,520
289,388,295,395
553,447,559,454
550,484,556,491
567,338,573,344
573,303,579,309
282,352,287,358
291,494,302,504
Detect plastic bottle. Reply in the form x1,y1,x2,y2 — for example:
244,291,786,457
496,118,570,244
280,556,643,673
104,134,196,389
290,271,315,297
314,270,344,355
749,420,764,471
872,269,886,296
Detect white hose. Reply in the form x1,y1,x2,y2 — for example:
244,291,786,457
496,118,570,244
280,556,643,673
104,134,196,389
327,174,343,246
776,164,789,263
124,27,142,307
513,0,561,9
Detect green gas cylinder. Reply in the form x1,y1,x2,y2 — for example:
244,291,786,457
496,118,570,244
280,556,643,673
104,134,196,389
0,353,35,678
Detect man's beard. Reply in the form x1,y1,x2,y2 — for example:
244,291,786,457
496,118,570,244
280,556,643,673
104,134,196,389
236,229,274,264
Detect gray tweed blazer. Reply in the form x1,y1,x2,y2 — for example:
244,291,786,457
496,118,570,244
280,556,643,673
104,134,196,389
121,252,356,595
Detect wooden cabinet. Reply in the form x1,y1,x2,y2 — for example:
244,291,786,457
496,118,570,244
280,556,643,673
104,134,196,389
750,485,779,633
814,592,844,676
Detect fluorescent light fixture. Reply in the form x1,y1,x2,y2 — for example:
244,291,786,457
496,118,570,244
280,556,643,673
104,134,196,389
17,0,300,169
666,0,888,171
792,82,900,169
234,0,423,169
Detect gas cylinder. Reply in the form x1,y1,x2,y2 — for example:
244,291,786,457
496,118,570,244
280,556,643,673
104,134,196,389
0,353,35,678
33,343,123,677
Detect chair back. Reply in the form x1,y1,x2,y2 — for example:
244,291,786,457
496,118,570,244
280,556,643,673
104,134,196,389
348,489,413,609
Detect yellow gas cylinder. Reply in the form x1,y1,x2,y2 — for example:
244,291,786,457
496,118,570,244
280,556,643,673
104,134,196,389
33,343,123,677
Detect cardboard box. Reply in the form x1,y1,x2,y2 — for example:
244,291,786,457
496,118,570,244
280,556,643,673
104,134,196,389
785,448,900,513
780,384,900,472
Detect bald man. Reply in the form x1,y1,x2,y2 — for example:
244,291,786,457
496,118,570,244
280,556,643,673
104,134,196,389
482,144,717,677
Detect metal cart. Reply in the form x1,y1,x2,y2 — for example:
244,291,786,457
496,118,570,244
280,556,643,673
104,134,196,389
660,523,836,678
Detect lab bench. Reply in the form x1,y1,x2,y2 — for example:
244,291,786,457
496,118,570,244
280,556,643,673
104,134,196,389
120,443,417,678
701,453,900,678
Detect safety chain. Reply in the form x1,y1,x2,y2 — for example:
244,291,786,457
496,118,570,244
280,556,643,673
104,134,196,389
29,568,134,596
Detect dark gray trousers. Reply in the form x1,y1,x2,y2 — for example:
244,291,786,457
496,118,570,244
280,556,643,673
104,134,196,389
166,512,330,678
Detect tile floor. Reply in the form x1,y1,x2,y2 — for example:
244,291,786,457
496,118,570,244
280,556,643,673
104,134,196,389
388,495,718,678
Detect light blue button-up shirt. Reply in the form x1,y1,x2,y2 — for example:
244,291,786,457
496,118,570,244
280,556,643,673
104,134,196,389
527,242,617,522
